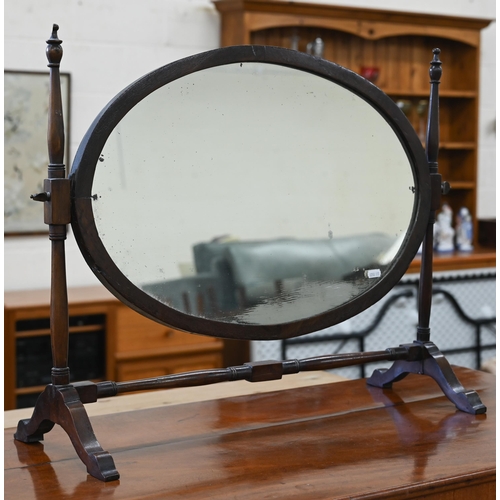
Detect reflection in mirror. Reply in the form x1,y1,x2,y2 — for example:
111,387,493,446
92,62,415,325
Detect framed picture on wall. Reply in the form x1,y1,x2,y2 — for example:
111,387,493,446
4,70,70,235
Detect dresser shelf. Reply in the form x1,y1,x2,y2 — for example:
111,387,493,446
214,0,494,268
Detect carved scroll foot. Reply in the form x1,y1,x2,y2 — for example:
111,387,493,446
14,384,120,482
367,341,487,415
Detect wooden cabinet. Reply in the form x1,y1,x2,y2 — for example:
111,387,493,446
113,306,224,382
4,286,224,410
213,0,495,271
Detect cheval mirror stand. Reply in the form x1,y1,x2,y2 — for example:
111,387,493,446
14,25,486,482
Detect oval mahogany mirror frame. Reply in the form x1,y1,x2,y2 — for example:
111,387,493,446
70,45,431,340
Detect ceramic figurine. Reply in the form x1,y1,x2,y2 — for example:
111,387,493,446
455,207,473,252
290,33,300,51
396,99,412,117
360,66,380,83
435,203,455,253
306,37,325,58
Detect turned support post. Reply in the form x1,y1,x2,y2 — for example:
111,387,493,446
45,24,71,385
417,48,443,343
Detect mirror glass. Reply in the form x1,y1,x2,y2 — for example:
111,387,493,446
91,62,415,325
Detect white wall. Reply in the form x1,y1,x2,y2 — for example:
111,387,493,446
4,0,496,291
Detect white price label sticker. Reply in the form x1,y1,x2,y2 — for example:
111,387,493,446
365,269,382,279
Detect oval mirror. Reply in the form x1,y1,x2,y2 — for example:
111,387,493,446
70,46,430,340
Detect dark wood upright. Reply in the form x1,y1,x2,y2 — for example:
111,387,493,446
13,25,120,482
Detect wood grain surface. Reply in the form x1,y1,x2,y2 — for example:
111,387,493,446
4,367,495,499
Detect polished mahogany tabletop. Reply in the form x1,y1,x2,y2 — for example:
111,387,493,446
4,366,495,499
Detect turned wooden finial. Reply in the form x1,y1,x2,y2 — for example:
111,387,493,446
45,24,65,171
429,48,442,84
46,24,63,67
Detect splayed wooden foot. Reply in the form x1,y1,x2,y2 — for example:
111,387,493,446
14,383,119,482
367,341,486,415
